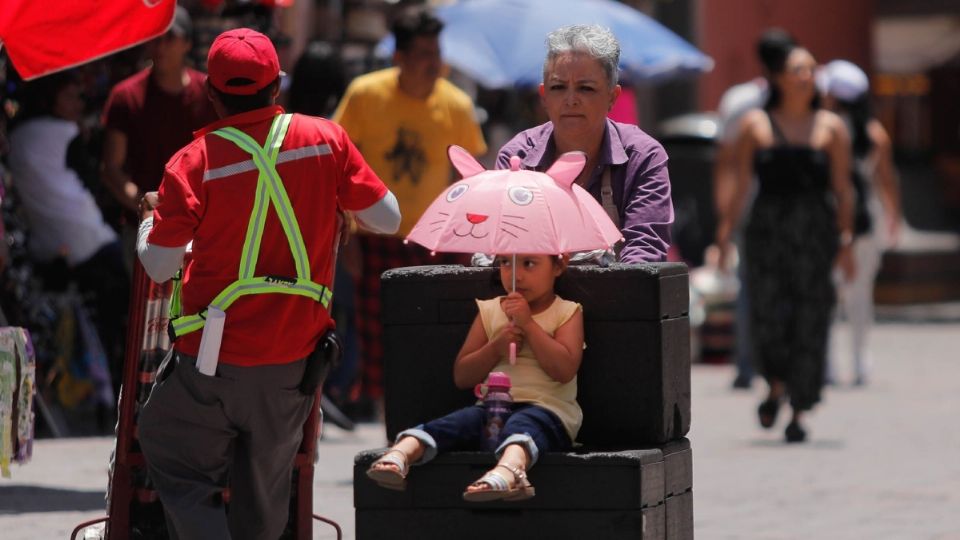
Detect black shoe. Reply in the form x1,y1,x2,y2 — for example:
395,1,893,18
731,375,752,390
785,420,806,443
757,398,780,429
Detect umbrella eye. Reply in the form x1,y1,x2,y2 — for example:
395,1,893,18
446,184,469,202
508,186,534,206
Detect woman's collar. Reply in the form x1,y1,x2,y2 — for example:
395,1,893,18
536,119,628,169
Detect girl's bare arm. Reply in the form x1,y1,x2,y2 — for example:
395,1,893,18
520,308,584,384
453,315,516,389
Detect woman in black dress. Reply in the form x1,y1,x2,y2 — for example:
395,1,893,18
716,46,855,442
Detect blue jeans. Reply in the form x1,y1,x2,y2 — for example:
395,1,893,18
398,404,571,467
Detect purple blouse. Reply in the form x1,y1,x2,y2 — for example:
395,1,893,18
497,119,674,263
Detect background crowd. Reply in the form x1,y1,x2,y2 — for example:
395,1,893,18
0,0,958,441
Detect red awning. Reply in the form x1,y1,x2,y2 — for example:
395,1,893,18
0,0,176,80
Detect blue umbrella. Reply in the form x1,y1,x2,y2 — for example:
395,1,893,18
377,0,713,89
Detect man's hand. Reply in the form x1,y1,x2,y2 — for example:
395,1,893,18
139,191,160,221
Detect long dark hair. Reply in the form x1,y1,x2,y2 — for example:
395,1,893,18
764,46,820,112
836,95,874,158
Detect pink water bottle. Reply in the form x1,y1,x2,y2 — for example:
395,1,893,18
474,372,513,451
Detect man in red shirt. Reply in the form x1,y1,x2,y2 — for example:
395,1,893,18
101,6,218,271
136,28,399,538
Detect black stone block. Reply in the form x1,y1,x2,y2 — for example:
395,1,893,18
383,318,690,446
665,491,694,540
356,507,666,540
355,448,665,511
381,263,691,446
382,324,475,440
645,501,667,539
661,439,693,497
575,318,691,446
381,263,689,325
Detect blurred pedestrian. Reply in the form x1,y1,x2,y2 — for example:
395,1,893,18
332,6,487,417
287,40,358,429
100,6,217,273
817,59,902,386
6,71,129,394
496,24,673,264
714,28,797,389
715,45,856,443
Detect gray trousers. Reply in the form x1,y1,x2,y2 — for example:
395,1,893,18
139,352,314,540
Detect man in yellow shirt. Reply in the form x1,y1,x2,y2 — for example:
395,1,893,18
333,6,486,414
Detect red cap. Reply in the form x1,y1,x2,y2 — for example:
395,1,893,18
207,28,279,95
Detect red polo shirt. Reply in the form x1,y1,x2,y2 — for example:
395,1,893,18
149,106,387,366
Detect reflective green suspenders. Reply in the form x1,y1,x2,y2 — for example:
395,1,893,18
168,114,332,339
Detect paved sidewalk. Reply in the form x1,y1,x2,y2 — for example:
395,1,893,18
691,322,960,540
2,322,958,539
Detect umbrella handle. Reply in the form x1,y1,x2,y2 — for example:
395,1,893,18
509,253,517,365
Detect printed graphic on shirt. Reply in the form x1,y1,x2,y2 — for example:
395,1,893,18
384,127,426,184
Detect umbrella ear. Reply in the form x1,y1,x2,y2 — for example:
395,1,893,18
545,151,588,188
447,145,486,179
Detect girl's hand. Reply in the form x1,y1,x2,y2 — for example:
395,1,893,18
491,323,523,357
500,292,532,327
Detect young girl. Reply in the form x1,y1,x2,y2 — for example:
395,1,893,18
366,253,584,501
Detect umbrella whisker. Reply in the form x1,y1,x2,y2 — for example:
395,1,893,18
499,228,520,238
501,221,528,231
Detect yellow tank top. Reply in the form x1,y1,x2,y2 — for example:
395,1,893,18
476,295,583,441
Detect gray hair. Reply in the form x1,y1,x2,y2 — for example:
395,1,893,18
543,24,621,87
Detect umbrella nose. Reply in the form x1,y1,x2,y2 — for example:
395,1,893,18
466,213,488,224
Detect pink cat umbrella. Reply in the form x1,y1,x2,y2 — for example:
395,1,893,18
406,145,623,363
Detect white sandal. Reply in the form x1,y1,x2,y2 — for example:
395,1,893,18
462,463,535,502
365,449,409,491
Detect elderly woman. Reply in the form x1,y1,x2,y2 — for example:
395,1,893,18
496,24,673,263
